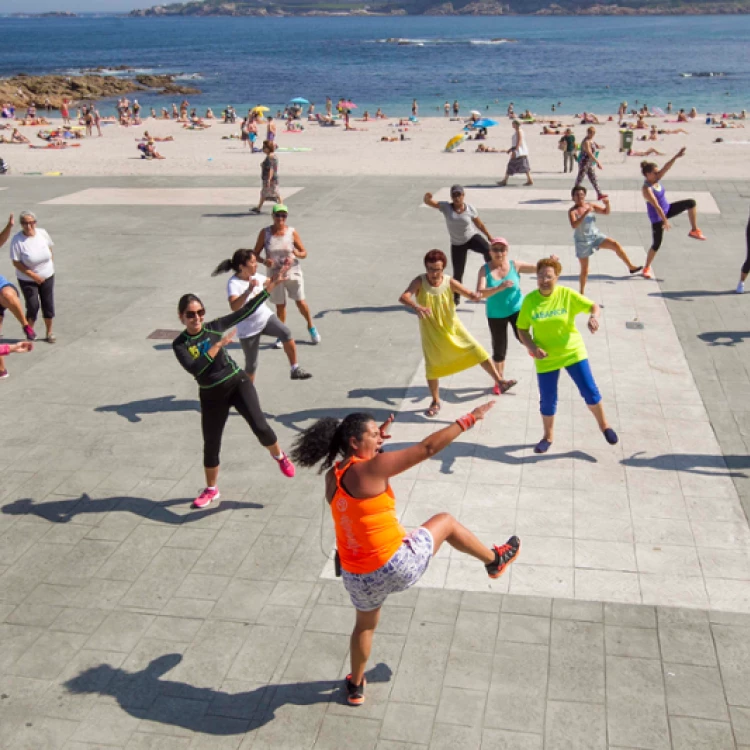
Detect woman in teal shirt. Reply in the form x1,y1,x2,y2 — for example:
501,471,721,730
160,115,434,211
476,237,550,395
517,257,618,454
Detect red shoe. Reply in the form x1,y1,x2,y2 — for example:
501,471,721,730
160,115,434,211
193,487,220,509
486,536,521,579
275,453,295,478
688,229,706,241
642,266,654,279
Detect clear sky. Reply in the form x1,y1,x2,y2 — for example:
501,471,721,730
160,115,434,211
4,0,145,11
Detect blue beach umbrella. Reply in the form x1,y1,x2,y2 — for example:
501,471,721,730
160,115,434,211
290,97,310,105
473,118,499,128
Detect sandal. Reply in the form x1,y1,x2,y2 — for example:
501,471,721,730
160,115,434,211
425,401,441,418
46,333,56,344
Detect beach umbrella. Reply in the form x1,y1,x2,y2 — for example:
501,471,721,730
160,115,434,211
251,106,270,113
470,110,481,116
474,118,499,128
290,97,310,105
445,133,465,152
341,100,357,109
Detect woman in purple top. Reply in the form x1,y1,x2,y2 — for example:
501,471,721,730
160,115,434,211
641,148,706,279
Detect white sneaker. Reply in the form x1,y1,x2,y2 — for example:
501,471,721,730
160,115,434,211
273,339,283,349
309,327,321,344
737,282,745,294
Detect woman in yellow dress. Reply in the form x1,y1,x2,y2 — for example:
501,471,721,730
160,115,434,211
399,249,509,417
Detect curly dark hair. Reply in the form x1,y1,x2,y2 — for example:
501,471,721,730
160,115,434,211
290,412,376,473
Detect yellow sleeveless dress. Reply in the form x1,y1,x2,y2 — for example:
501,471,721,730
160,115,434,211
416,274,489,380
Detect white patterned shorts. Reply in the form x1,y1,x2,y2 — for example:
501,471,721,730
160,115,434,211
342,527,434,612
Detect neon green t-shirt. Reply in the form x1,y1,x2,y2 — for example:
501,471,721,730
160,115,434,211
517,286,594,373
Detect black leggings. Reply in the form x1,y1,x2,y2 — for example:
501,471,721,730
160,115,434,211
451,234,490,301
742,213,750,275
200,373,277,468
650,199,696,253
488,313,519,363
19,275,55,321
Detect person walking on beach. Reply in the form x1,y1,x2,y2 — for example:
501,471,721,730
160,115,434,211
423,185,492,304
60,98,71,128
290,405,520,704
172,275,296,510
251,141,281,214
476,237,549,391
497,120,533,187
412,99,418,118
266,116,276,143
559,128,576,173
640,148,706,279
212,248,313,381
453,100,459,117
399,249,510,417
517,257,618,454
574,126,606,199
444,101,450,117
253,204,321,345
737,209,749,294
9,211,57,343
569,187,642,294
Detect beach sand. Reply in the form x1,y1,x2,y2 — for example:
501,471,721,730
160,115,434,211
1,114,747,180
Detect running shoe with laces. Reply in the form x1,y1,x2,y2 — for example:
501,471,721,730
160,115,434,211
309,326,321,344
23,325,36,341
290,367,312,380
737,282,746,294
688,229,706,241
486,536,521,579
275,453,296,477
345,674,366,706
273,338,283,349
193,486,220,509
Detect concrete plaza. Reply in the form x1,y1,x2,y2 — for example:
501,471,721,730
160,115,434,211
0,174,749,749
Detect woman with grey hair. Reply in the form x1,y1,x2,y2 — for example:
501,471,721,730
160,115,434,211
9,211,57,343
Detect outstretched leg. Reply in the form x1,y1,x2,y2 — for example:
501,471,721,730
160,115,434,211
599,238,642,273
422,512,494,563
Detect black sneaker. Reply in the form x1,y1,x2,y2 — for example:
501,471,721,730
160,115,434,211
290,367,312,380
345,674,365,706
486,536,521,579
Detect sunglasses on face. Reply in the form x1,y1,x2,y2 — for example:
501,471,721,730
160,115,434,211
490,247,508,252
184,309,206,320
21,220,36,226
274,213,288,219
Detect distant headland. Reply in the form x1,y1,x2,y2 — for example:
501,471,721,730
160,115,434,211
128,0,750,16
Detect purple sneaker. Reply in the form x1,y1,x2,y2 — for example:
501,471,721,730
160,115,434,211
24,325,36,341
193,487,220,509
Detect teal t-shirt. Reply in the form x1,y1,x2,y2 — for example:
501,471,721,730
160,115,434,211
484,261,523,319
517,285,594,373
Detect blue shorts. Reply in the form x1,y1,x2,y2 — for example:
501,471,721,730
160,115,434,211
0,275,15,292
537,358,601,416
341,527,433,612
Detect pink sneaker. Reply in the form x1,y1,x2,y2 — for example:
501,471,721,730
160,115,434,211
275,453,295,478
193,487,220,509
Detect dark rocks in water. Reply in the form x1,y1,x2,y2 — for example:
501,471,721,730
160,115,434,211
0,75,146,108
135,75,202,95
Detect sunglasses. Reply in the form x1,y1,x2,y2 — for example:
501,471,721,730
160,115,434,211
21,220,36,226
490,247,508,252
184,309,206,319
274,213,288,219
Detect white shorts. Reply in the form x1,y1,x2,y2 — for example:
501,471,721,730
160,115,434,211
269,275,305,304
341,527,433,612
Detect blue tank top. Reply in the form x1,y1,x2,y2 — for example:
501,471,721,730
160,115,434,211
485,261,523,319
645,180,670,224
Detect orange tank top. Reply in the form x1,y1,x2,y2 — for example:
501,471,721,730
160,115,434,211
330,456,406,575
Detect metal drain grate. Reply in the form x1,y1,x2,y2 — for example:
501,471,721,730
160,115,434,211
625,321,645,330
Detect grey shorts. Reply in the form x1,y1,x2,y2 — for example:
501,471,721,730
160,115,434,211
269,275,305,304
575,234,607,259
341,527,434,612
239,315,292,374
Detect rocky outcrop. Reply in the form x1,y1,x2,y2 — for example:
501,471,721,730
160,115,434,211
135,75,201,95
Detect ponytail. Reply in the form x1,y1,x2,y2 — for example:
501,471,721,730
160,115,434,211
290,412,375,473
211,248,257,277
640,160,657,176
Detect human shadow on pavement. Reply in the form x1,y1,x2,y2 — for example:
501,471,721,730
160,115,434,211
386,441,597,474
519,199,566,205
622,451,748,478
96,395,201,423
64,654,393,735
2,493,262,525
348,386,492,408
314,305,407,320
697,330,750,347
649,289,736,302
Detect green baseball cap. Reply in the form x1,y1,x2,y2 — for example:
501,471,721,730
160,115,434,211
272,204,289,214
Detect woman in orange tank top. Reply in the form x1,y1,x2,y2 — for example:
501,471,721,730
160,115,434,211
291,403,520,706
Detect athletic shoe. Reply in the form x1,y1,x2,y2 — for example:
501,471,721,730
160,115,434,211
486,536,521,579
0,370,8,380
345,675,366,706
534,438,552,454
736,282,745,294
275,453,295,478
23,325,36,341
642,266,654,279
603,427,619,445
493,382,501,396
688,229,706,241
290,367,312,380
273,338,283,349
629,266,643,275
309,327,321,344
193,487,220,509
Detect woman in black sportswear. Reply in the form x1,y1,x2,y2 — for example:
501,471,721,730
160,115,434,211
173,272,295,509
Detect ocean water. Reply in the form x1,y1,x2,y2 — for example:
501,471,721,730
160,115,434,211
1,15,749,116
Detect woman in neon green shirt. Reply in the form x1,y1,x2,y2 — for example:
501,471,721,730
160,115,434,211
517,257,618,454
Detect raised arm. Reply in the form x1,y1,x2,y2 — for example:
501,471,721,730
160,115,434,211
212,288,273,333
173,329,235,378
568,204,592,229
0,214,13,248
655,147,685,181
592,197,611,215
423,192,440,209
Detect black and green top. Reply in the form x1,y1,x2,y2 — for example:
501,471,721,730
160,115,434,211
172,290,270,389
